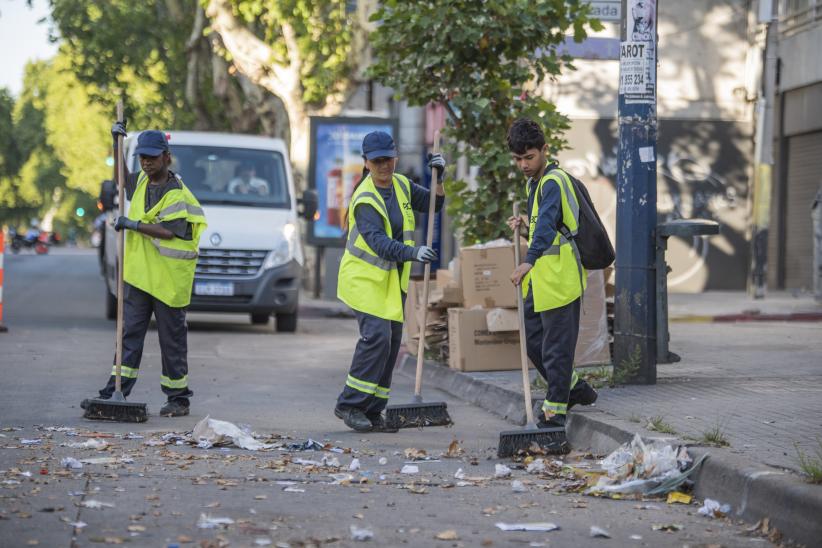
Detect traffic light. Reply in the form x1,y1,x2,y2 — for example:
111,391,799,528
76,207,85,217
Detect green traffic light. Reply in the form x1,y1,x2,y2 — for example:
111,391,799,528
76,207,85,217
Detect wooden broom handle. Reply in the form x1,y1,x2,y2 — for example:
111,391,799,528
514,202,535,425
114,101,126,392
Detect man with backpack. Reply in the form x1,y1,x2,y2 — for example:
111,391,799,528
506,118,603,446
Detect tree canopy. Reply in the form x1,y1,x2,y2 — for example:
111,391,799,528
369,0,602,243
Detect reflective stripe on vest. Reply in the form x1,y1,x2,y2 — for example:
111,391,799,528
157,201,205,220
345,225,395,271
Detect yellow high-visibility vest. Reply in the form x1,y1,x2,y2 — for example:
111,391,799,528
123,171,207,308
337,174,416,322
523,167,586,312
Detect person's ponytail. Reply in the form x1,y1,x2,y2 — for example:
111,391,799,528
341,166,370,230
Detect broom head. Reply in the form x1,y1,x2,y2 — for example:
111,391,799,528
498,426,568,458
385,401,452,429
83,395,148,423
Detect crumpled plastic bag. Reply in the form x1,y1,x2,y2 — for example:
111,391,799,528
588,434,707,495
192,415,275,451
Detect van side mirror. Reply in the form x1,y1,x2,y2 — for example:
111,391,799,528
298,189,318,221
99,179,117,211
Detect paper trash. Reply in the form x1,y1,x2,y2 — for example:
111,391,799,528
495,522,560,532
698,498,731,518
197,514,235,529
350,525,374,541
193,415,275,451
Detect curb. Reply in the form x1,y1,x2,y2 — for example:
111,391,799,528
397,353,822,547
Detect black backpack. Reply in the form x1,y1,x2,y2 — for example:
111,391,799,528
554,169,615,270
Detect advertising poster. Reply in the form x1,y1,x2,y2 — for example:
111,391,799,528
620,0,657,104
308,116,397,246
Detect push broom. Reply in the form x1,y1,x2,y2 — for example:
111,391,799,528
498,202,566,457
385,134,452,429
83,101,148,423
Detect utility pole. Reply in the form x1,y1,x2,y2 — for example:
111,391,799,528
749,0,777,299
613,0,659,384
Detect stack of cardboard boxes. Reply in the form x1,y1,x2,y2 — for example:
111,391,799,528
405,240,612,372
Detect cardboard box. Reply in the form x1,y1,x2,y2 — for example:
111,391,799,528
485,307,519,332
460,242,524,309
448,308,522,371
428,285,463,307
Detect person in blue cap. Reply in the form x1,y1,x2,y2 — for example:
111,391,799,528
81,121,207,418
334,130,446,432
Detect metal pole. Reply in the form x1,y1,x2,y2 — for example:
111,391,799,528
613,0,659,384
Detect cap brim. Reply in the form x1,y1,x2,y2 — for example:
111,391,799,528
133,147,165,157
364,149,397,160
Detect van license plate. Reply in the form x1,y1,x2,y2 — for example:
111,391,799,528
194,282,234,296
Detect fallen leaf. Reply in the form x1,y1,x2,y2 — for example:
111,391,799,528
435,530,459,541
127,525,146,532
177,535,194,543
444,439,464,458
404,448,427,461
254,495,267,500
651,523,684,532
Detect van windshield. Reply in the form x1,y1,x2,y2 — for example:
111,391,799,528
161,145,290,208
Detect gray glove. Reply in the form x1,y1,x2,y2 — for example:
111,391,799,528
111,121,127,140
413,245,438,264
427,152,446,182
114,216,140,231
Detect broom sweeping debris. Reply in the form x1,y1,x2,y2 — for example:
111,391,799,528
497,202,566,457
385,132,451,429
83,101,147,423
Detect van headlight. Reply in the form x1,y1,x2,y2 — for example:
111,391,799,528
263,222,303,269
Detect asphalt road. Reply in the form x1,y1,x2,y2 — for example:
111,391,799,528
0,249,771,547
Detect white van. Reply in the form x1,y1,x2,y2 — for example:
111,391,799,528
100,131,317,332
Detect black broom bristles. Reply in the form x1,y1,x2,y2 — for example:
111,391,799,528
497,427,568,458
83,397,148,423
385,401,452,429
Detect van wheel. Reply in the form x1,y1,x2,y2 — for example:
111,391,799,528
250,313,271,325
105,287,117,320
275,312,297,333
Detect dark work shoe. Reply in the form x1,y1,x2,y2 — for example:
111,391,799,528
536,413,566,429
568,379,598,409
334,406,372,432
159,399,190,417
367,413,399,433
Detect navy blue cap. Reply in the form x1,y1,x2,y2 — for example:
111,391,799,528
362,131,397,160
133,130,169,157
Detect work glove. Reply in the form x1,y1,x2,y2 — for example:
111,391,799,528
111,121,127,140
113,216,140,232
413,245,438,264
427,152,446,183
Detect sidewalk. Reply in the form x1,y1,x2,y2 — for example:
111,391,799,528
395,291,822,545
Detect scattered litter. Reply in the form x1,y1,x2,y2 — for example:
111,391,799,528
378,457,388,465
287,439,324,451
283,486,305,493
435,530,459,540
511,480,527,493
322,456,341,468
68,521,87,529
587,434,706,496
697,498,731,518
590,526,611,538
144,439,166,447
60,457,83,470
79,457,133,465
66,439,109,450
666,491,692,505
443,439,464,458
20,439,42,445
630,534,643,540
349,525,374,541
651,523,683,532
401,465,419,474
349,458,361,471
123,433,143,440
526,459,546,474
495,464,512,478
329,473,354,485
495,522,560,532
193,415,275,451
254,538,272,546
196,514,234,529
293,458,322,466
80,500,115,509
454,468,465,479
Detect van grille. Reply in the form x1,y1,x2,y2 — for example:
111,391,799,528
195,248,268,277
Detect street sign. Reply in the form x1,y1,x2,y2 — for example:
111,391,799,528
585,1,622,21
